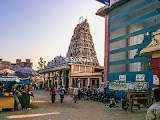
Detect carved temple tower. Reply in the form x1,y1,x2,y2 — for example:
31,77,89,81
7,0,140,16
66,19,99,66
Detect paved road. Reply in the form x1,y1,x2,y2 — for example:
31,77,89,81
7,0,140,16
0,90,147,120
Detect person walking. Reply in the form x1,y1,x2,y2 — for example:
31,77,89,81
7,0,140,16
59,86,66,103
36,83,39,90
34,83,36,90
146,87,160,120
78,88,82,100
50,85,57,103
73,86,79,103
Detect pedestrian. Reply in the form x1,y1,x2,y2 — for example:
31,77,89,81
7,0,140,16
73,86,79,103
59,86,66,103
146,87,160,120
39,83,42,90
34,83,36,90
50,85,57,103
109,97,116,108
78,88,82,100
36,83,39,90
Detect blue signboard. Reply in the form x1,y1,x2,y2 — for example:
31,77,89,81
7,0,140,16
106,70,153,98
96,0,110,6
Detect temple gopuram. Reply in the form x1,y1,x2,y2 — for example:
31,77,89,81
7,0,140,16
39,19,104,93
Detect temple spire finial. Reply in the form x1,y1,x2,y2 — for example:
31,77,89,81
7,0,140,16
79,16,83,23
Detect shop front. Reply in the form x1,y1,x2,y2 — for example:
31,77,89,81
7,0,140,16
39,65,70,90
69,72,103,94
0,77,33,111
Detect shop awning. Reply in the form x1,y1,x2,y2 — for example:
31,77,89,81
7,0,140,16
0,77,18,82
18,78,30,84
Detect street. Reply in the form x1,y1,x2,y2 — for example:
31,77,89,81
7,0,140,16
0,90,147,120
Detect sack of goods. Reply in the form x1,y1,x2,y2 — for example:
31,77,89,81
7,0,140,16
4,92,9,96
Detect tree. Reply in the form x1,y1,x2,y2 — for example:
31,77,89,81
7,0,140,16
38,57,46,70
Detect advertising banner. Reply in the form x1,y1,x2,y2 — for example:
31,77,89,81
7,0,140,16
153,75,159,85
119,75,126,81
136,74,145,81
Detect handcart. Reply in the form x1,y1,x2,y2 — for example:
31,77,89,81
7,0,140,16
18,93,31,109
122,92,151,112
17,78,32,109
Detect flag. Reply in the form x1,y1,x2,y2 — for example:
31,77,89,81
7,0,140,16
79,16,83,23
96,0,110,6
79,16,83,21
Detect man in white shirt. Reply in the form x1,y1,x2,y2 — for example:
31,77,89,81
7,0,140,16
73,86,79,103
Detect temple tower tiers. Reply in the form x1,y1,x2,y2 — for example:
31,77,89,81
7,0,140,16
66,19,99,66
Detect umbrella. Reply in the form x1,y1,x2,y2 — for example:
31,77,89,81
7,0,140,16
15,67,39,77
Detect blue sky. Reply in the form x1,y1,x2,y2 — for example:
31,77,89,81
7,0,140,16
0,0,105,69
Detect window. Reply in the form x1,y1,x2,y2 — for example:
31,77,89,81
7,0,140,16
24,63,27,67
83,80,85,86
92,80,95,86
97,80,99,87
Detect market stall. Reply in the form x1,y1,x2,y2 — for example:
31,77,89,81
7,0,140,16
0,76,33,111
0,67,38,111
17,78,32,109
123,92,151,112
0,77,19,111
14,67,39,109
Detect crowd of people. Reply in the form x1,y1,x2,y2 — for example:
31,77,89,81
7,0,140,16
32,82,43,90
17,83,160,119
49,85,106,104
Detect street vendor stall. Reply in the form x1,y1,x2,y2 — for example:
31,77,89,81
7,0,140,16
0,67,37,111
0,76,33,111
17,78,32,109
123,92,151,112
0,77,19,111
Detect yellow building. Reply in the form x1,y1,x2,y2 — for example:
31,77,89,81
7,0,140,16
39,62,103,93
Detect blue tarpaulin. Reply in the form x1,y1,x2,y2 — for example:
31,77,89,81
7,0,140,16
0,77,30,84
18,79,30,84
0,77,18,82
